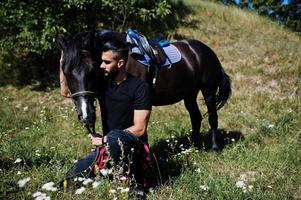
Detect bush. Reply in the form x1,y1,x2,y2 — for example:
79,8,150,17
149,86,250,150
0,0,186,86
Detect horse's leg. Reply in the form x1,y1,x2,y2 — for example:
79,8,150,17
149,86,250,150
184,91,202,148
202,90,220,152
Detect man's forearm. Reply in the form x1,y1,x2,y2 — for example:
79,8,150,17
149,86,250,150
124,126,146,138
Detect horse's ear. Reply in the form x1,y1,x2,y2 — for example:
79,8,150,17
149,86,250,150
91,26,96,36
90,29,95,43
56,34,67,51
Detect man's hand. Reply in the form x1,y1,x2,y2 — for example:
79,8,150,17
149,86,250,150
88,133,105,146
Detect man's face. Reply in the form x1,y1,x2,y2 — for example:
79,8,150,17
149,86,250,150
100,50,118,76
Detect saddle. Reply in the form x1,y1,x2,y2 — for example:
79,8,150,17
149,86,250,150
126,29,181,86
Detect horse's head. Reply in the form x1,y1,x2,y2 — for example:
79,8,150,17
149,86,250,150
57,31,102,134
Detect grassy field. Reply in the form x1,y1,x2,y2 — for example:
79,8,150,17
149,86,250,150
1,0,301,199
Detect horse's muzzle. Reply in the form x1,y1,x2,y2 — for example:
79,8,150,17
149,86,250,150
75,96,96,134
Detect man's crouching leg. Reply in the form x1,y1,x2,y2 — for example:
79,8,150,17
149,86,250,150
106,129,143,184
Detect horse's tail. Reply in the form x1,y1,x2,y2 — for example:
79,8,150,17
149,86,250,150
216,68,231,110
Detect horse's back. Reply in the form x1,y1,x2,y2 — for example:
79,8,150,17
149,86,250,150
173,39,224,90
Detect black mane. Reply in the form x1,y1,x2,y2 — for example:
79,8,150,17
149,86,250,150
63,32,91,74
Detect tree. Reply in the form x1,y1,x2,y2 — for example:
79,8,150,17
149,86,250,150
217,0,301,33
0,0,179,86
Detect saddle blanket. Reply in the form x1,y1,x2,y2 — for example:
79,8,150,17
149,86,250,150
131,44,182,68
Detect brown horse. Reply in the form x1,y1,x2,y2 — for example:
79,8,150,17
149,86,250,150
57,30,231,151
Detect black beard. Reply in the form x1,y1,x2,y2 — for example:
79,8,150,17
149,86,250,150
104,69,118,86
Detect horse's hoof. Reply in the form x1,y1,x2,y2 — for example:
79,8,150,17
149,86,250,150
211,144,220,152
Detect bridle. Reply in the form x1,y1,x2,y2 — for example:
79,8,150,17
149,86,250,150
68,90,97,134
69,90,96,99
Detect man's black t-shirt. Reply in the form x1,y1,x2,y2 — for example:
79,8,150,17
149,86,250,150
103,74,152,133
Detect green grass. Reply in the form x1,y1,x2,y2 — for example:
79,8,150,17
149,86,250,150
1,0,301,199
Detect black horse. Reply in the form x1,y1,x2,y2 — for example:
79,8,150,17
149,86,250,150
57,30,231,151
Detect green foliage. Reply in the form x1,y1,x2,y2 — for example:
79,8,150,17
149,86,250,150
100,0,172,31
215,0,301,33
0,0,184,86
0,0,174,56
247,0,301,32
1,1,301,199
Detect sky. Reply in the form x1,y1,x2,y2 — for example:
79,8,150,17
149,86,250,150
234,0,292,5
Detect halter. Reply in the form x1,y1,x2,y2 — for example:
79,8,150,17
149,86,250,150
69,91,96,98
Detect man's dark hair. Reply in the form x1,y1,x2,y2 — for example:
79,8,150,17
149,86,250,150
102,40,129,61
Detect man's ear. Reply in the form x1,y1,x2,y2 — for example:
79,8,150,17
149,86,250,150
117,59,125,68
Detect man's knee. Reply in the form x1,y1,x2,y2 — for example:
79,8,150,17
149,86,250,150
106,129,139,164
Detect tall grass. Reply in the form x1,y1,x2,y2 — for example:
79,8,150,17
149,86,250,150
1,0,301,199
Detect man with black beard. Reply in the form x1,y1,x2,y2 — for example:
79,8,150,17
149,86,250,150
65,40,152,198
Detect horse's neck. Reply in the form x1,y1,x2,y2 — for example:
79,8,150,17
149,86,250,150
126,57,148,81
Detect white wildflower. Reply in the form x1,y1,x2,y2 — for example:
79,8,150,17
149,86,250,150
109,189,117,194
248,185,254,192
75,187,86,194
17,171,21,175
18,177,31,187
231,138,235,142
78,177,86,182
235,180,245,188
100,168,112,176
42,182,54,189
267,124,275,128
23,106,29,111
166,139,170,143
14,158,22,163
33,191,44,197
119,176,127,181
92,181,101,188
181,148,192,155
42,182,57,191
120,187,130,193
100,169,109,176
83,178,93,185
33,191,51,200
195,168,201,173
35,196,50,200
200,185,209,191
25,127,30,130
